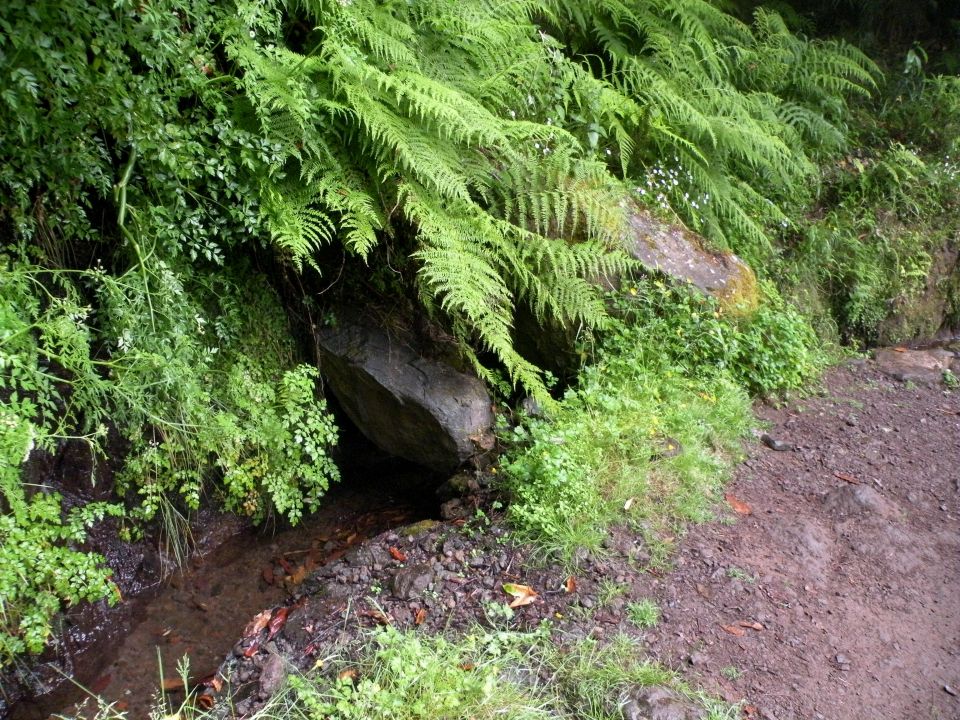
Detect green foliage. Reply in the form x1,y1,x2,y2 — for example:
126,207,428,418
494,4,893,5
288,625,551,720
627,599,662,629
502,296,755,558
782,65,960,344
0,408,123,665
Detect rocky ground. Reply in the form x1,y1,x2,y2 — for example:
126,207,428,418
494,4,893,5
204,350,960,720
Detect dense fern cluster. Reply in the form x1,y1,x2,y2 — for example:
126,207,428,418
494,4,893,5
225,0,875,390
0,0,884,663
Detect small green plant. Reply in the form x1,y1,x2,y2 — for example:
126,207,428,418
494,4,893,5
627,599,661,629
725,567,756,584
943,369,959,389
597,580,629,608
721,665,742,681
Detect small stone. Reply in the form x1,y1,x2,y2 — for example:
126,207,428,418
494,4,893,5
689,652,708,667
835,653,850,665
944,685,958,696
761,434,794,452
391,564,435,600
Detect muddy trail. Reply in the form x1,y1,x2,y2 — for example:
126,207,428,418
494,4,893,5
8,354,960,720
189,356,959,720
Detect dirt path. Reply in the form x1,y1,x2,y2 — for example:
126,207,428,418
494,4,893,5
145,359,959,720
645,361,960,720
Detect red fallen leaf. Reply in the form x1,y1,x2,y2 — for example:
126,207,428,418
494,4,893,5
114,701,129,712
359,608,393,625
90,674,111,694
277,556,294,575
414,608,427,625
162,677,186,691
195,694,215,710
389,546,408,562
833,471,860,485
564,576,577,593
459,662,475,671
724,493,752,515
243,641,261,658
893,346,907,353
243,609,272,639
262,566,275,585
503,583,538,608
267,606,290,640
720,624,746,637
338,669,358,682
738,620,764,631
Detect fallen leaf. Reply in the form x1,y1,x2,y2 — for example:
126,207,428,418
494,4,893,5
833,471,860,485
162,677,186,692
893,346,907,352
207,675,224,693
695,583,712,600
389,546,408,562
277,557,294,575
724,493,752,515
243,641,261,658
459,662,475,671
359,608,393,625
503,583,538,608
114,701,129,712
243,609,272,639
414,608,427,625
623,497,634,511
344,532,358,545
286,561,312,586
720,624,746,637
737,620,764,631
564,576,577,593
743,705,758,717
338,669,358,682
261,566,275,585
195,694,214,711
267,606,290,640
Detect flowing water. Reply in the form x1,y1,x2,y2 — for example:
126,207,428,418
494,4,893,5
10,459,437,720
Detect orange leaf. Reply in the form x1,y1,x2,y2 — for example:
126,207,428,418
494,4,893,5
503,583,538,608
338,669,358,682
724,493,752,515
243,609,272,639
833,471,860,485
359,608,393,625
389,546,408,562
720,624,746,637
564,576,577,593
195,694,215,711
459,662,475,671
737,620,764,631
162,677,186,691
414,608,427,625
243,641,261,658
893,347,907,353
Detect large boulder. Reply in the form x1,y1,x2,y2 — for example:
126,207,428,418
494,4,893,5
622,206,759,313
316,319,494,472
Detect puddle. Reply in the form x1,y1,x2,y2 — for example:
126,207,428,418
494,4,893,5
10,461,436,720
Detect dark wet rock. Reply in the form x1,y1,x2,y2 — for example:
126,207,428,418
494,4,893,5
619,686,705,720
316,317,494,472
345,544,391,568
436,471,478,502
440,498,468,520
258,653,286,699
391,564,436,600
761,434,794,451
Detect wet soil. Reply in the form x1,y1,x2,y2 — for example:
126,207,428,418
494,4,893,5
9,472,432,720
207,358,959,720
9,355,959,720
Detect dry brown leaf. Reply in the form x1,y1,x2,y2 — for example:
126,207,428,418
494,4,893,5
459,662,475,671
261,566,275,586
737,620,764,631
243,641,261,658
724,493,752,515
207,675,224,693
720,624,746,637
359,608,393,625
893,347,907,353
389,546,408,563
564,576,577,593
833,471,860,485
503,583,538,608
243,609,272,639
195,694,214,711
162,677,186,692
338,669,358,682
414,608,427,625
